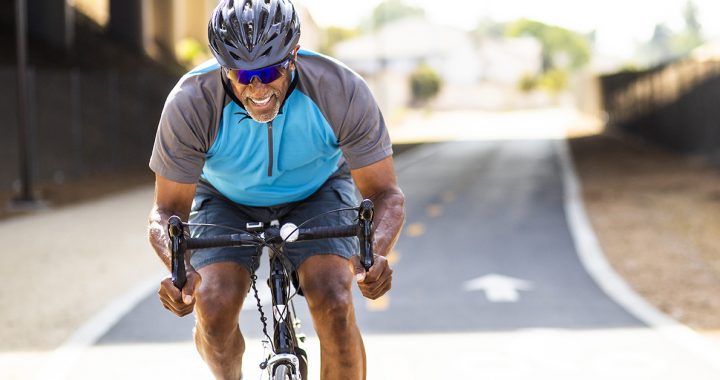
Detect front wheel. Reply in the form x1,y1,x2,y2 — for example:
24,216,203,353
272,364,293,380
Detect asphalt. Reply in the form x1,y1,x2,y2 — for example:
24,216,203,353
57,140,720,379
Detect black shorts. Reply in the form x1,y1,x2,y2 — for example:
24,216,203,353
188,170,360,274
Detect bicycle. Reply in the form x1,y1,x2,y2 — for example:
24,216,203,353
167,199,375,380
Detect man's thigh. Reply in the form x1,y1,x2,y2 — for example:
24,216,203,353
282,173,360,270
195,261,253,324
296,254,354,307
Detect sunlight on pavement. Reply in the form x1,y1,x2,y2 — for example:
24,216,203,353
0,351,50,380
388,107,603,144
32,327,720,380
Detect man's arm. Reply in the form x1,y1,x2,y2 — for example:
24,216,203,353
350,156,405,299
148,174,201,316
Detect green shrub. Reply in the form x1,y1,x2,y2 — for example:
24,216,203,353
409,64,443,106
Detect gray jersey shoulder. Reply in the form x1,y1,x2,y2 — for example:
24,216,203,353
149,54,392,184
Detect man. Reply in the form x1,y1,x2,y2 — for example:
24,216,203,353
147,0,405,379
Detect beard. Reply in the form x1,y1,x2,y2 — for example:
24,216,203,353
243,90,283,123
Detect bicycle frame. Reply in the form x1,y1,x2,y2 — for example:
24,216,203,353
167,199,375,380
259,221,307,380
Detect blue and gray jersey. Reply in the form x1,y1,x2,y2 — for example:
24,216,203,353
149,50,392,207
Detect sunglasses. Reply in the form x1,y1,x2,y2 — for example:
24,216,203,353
227,58,293,85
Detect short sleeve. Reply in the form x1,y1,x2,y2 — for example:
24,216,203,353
149,77,217,183
335,77,393,169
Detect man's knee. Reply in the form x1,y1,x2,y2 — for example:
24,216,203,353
304,279,354,326
195,264,250,341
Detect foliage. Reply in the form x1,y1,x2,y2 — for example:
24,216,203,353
506,19,591,72
409,64,443,106
365,0,425,30
636,1,704,66
517,72,539,92
505,19,589,93
472,19,507,44
175,38,208,67
319,26,361,56
538,69,568,95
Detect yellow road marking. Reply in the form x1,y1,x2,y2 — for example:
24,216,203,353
406,223,426,237
426,204,443,218
387,250,401,265
442,191,457,203
366,295,390,311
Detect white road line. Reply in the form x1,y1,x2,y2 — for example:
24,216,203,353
555,138,720,371
34,273,165,380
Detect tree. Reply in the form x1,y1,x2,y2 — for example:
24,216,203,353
636,1,704,66
472,18,506,45
671,0,703,56
506,19,591,71
319,26,360,56
505,19,590,93
365,0,425,30
409,64,443,106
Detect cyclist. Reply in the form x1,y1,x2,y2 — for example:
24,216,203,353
147,0,405,379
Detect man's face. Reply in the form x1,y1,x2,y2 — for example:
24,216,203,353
225,55,296,123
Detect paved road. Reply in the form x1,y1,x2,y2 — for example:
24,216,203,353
53,140,720,379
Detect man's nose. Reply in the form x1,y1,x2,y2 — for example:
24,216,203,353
246,76,269,91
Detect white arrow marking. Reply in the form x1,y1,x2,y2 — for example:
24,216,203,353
463,274,534,303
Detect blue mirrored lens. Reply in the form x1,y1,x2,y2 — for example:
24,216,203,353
233,59,290,85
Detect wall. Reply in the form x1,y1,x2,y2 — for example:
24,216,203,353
600,57,720,164
1,66,179,191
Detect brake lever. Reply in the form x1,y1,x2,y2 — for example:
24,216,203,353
168,215,187,289
358,199,374,271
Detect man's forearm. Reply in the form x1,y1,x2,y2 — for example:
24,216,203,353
368,187,405,257
148,206,178,270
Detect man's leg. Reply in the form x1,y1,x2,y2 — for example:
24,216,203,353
297,254,365,380
194,262,252,380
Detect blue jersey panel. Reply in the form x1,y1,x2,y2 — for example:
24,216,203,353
201,90,342,206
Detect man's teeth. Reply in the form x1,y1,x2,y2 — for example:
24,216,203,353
251,96,272,106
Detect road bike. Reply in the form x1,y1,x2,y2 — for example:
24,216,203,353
167,199,375,380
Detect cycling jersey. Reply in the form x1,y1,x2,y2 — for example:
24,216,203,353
150,50,392,206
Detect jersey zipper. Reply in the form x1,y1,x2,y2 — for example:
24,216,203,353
267,122,273,177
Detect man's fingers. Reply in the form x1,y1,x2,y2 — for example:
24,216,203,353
181,271,202,305
158,275,197,317
160,276,183,301
363,256,389,283
349,255,366,282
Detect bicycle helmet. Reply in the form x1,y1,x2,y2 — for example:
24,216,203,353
208,0,301,70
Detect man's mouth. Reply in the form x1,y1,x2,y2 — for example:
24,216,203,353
249,95,273,107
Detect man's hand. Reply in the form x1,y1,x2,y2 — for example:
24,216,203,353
158,270,202,317
351,254,393,300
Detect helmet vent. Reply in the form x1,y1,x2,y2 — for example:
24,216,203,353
260,46,272,58
273,5,282,24
283,27,293,47
259,9,269,31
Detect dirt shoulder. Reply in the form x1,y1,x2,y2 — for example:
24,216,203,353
568,131,720,341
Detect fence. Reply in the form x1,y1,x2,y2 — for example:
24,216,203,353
1,66,179,192
599,57,720,164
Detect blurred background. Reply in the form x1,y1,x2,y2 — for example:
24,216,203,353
3,0,720,379
1,0,719,203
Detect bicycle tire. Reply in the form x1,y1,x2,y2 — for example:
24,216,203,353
272,364,293,380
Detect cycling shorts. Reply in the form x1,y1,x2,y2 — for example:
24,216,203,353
188,169,360,274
